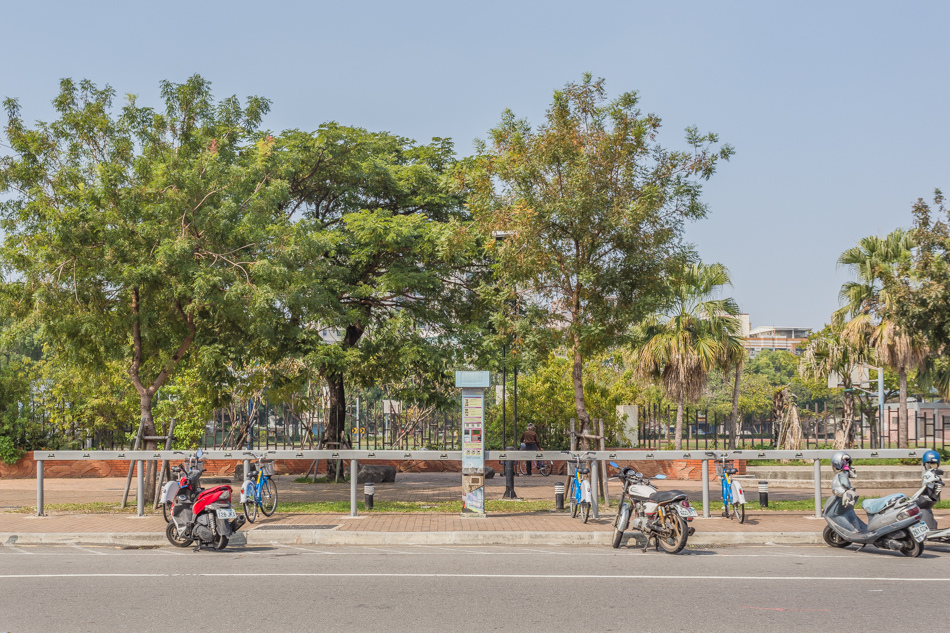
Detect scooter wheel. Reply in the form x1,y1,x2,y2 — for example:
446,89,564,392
165,521,194,548
822,526,849,548
213,535,229,551
901,539,924,558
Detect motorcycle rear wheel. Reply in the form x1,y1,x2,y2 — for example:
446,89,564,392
901,539,924,557
165,521,194,548
657,511,688,554
213,535,229,551
822,526,849,548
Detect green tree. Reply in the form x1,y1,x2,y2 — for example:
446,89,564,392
265,124,477,459
0,76,282,498
835,229,927,448
462,75,733,449
631,262,744,450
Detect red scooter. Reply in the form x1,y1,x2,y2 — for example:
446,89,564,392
164,450,246,551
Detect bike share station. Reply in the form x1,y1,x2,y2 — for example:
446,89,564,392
457,370,489,517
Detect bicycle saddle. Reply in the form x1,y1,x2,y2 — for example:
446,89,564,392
723,467,738,475
649,490,688,503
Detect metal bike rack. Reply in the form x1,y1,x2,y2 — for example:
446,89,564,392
32,448,926,519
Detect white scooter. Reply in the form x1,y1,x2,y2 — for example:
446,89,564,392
909,467,950,543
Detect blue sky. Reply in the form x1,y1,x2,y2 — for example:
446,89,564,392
2,1,948,330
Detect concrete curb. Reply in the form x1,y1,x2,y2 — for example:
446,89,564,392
1,530,824,548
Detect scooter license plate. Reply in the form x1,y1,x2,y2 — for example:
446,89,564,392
676,506,698,518
910,521,929,542
216,508,237,520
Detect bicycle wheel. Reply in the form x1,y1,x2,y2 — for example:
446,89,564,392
657,510,688,554
162,501,172,523
581,501,591,524
243,494,257,523
733,502,746,524
570,491,579,518
539,461,552,477
259,478,278,516
516,461,526,476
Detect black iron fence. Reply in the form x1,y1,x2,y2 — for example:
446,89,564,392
638,403,950,451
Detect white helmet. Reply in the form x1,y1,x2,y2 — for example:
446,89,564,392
831,451,852,472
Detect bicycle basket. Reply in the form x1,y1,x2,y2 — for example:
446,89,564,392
259,461,276,476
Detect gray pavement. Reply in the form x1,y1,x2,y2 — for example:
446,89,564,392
1,543,947,632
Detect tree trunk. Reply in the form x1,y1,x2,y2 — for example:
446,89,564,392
138,391,158,504
321,324,365,478
834,391,855,450
571,331,592,450
898,367,909,449
674,396,684,450
729,364,741,450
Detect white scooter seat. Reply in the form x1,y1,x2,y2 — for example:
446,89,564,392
861,493,905,515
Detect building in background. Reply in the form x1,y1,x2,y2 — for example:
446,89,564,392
738,314,811,357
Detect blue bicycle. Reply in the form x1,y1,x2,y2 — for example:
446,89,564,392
242,452,278,523
565,452,594,523
706,451,746,523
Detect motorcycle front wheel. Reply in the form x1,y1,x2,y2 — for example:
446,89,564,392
657,511,688,554
165,521,194,548
213,535,229,551
822,526,849,548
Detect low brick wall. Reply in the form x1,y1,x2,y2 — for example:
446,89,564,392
0,452,744,481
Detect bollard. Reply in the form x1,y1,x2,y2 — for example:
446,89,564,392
503,446,517,499
554,481,565,510
758,480,769,508
364,482,375,510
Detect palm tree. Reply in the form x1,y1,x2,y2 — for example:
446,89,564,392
835,229,927,448
799,324,869,449
631,262,744,450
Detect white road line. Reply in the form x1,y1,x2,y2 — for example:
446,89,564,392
417,545,489,555
272,543,339,554
1,573,947,581
70,545,107,556
0,545,34,555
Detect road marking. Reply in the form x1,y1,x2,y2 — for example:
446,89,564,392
0,545,34,555
70,545,107,556
272,543,339,554
1,573,948,581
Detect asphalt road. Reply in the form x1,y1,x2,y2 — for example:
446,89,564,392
2,542,949,632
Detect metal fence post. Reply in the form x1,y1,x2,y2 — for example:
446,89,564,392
590,458,599,519
136,460,145,517
36,459,44,517
350,459,358,517
701,458,710,518
813,458,822,519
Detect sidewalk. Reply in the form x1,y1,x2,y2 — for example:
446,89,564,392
0,473,937,547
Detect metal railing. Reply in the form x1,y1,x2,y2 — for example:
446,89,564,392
32,448,929,522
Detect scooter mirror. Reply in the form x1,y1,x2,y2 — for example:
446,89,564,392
936,468,945,476
609,462,619,469
654,474,667,479
196,449,203,459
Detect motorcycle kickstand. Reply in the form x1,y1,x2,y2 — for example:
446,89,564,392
853,544,865,553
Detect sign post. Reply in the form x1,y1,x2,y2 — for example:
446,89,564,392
456,371,489,517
